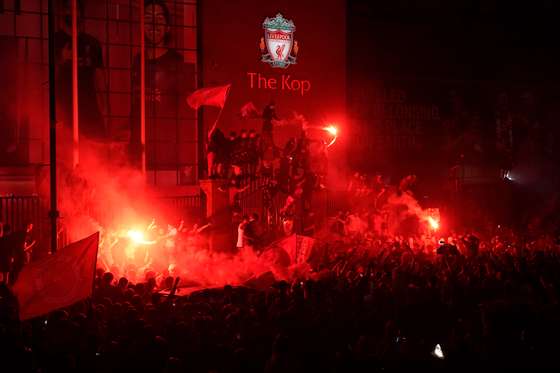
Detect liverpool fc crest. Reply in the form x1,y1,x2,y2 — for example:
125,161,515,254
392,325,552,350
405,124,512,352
260,13,298,69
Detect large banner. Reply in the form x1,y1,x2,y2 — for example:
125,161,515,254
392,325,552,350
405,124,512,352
13,232,99,321
200,0,346,148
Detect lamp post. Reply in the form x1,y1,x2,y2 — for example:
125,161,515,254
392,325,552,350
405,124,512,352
47,0,59,253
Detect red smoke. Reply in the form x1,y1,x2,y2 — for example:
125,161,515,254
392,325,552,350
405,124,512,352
50,139,302,286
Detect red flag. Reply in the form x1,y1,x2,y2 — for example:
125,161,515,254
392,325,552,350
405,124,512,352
187,84,231,109
276,234,315,265
240,101,261,119
12,232,99,320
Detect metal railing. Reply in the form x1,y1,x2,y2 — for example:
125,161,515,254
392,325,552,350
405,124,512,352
158,193,205,220
235,175,271,220
1,193,205,249
236,176,334,234
0,194,47,241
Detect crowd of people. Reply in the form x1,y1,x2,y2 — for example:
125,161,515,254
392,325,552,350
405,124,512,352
206,104,330,254
208,102,328,212
1,223,560,372
3,162,560,372
207,128,262,181
95,219,208,284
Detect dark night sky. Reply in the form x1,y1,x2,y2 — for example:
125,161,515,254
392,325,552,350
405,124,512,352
348,0,560,82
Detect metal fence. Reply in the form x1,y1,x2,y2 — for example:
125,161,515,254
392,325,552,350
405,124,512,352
236,176,334,234
235,176,271,222
158,193,205,220
2,183,340,246
0,194,47,237
1,193,204,248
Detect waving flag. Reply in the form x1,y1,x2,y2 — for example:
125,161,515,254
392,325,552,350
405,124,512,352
276,234,316,265
187,84,231,109
240,102,261,119
12,232,99,320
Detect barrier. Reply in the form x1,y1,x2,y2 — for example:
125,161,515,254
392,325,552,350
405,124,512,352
0,195,46,234
1,193,205,251
158,194,206,221
236,176,333,234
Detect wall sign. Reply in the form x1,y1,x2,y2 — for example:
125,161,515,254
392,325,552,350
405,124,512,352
247,72,311,95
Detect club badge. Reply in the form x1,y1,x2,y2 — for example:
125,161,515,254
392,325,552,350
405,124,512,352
260,13,298,68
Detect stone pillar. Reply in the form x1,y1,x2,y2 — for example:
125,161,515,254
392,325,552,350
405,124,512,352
199,179,229,218
199,179,232,252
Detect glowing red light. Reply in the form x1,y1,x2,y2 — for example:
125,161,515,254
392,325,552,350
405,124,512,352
126,229,155,245
324,125,338,136
323,124,339,147
427,217,440,231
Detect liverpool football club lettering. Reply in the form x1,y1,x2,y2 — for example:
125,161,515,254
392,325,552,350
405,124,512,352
260,13,298,68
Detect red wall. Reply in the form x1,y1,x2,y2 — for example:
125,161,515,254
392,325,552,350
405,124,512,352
201,0,346,147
